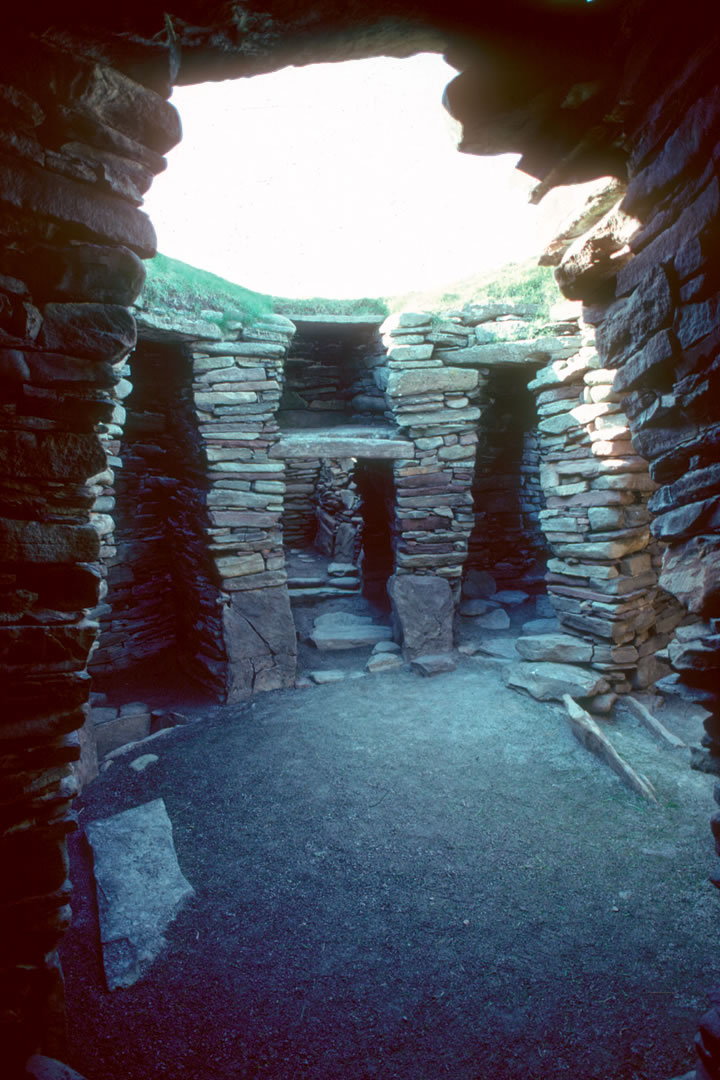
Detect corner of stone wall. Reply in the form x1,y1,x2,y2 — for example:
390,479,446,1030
190,314,298,701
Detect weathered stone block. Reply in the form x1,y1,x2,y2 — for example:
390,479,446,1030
411,654,457,676
387,366,478,396
596,267,672,365
86,799,193,991
675,295,720,350
21,243,146,305
214,552,265,578
0,620,97,671
223,586,297,702
381,312,432,332
515,633,594,663
388,573,454,658
0,519,100,564
651,496,720,541
387,343,434,362
94,707,151,758
660,536,720,615
0,430,105,481
506,662,609,701
310,612,392,651
0,158,156,257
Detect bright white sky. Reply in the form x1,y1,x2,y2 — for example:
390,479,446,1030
145,53,585,299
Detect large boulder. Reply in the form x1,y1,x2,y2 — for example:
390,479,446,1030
388,573,454,659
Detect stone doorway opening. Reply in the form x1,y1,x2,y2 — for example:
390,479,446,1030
278,315,386,430
467,368,548,595
89,335,221,705
354,458,396,613
282,453,397,615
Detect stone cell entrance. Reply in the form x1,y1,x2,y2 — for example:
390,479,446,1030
355,459,396,612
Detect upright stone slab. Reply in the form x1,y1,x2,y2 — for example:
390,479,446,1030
222,587,297,701
388,573,454,659
86,799,194,991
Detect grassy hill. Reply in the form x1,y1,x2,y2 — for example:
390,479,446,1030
139,253,274,324
387,258,558,318
138,253,558,325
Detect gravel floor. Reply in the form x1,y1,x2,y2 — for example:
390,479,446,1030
62,654,718,1080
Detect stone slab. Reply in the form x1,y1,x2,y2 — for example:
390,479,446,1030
366,652,404,673
505,662,609,702
388,574,454,659
94,707,151,759
223,587,297,700
411,654,457,676
472,638,520,661
562,696,658,803
473,608,511,630
310,619,392,651
515,633,594,664
86,799,194,990
494,590,530,606
458,598,496,617
271,429,410,460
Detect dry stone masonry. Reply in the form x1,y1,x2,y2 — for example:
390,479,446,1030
2,1,720,1076
508,317,687,709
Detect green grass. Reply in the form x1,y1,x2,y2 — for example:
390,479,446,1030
386,258,558,319
272,295,389,317
139,253,559,328
140,253,274,325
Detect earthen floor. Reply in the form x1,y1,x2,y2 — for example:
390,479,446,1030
63,654,716,1080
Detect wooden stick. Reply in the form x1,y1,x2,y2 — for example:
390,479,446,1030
562,694,659,804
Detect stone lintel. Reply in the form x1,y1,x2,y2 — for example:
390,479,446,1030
271,428,411,460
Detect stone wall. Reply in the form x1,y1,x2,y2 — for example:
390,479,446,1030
2,4,720,1074
379,312,484,587
90,341,194,675
279,317,385,428
188,314,297,700
89,310,298,702
537,41,720,1067
467,370,548,589
0,37,181,1072
513,322,686,703
282,458,322,547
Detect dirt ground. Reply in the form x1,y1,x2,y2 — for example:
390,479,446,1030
63,627,719,1080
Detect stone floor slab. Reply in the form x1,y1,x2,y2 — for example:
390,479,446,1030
86,798,194,990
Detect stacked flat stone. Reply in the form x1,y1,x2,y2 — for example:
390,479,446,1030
189,313,297,698
378,312,484,580
279,318,386,425
467,372,549,588
0,35,182,1066
524,331,685,692
92,311,299,702
421,302,580,587
313,459,363,562
284,456,363,599
283,459,322,546
91,345,188,675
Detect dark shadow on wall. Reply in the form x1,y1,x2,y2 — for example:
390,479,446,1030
355,458,396,612
466,369,548,591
